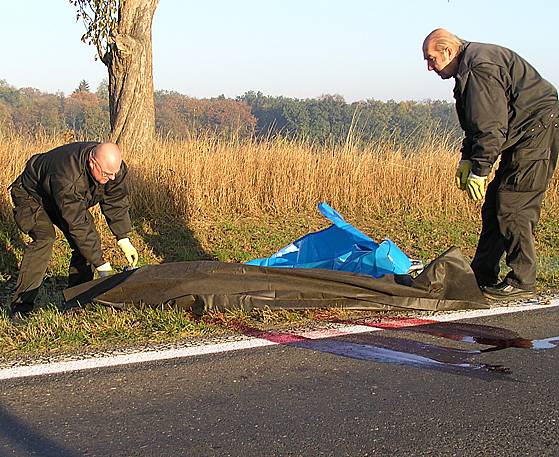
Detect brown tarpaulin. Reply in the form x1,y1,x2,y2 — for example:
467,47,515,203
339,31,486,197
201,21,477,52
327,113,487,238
63,247,488,314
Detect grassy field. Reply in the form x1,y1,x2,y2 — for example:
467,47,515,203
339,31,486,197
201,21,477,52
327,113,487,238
1,131,558,358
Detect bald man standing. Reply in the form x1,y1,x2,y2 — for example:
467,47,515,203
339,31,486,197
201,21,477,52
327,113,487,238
423,29,558,300
8,141,138,320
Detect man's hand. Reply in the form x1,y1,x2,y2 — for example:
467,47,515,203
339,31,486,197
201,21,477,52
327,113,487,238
96,262,113,278
466,172,487,201
455,160,472,190
117,238,139,267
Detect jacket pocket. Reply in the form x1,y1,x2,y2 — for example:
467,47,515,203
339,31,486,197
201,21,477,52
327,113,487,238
12,205,40,233
10,181,40,233
500,148,550,192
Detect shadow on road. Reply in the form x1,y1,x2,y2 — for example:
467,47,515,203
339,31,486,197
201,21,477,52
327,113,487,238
0,404,79,457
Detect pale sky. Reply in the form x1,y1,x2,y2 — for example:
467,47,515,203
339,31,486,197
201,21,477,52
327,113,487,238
2,0,558,102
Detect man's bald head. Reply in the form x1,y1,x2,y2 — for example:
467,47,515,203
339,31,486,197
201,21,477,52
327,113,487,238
89,142,122,184
422,28,464,79
94,142,121,168
423,28,464,54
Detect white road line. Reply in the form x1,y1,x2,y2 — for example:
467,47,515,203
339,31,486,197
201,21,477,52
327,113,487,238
431,301,559,322
1,299,557,381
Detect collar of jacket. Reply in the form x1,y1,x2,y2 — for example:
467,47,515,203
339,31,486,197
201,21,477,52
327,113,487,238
82,143,104,189
453,41,471,84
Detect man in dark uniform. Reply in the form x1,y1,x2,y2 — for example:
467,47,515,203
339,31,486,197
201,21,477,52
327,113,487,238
8,142,139,319
422,28,558,299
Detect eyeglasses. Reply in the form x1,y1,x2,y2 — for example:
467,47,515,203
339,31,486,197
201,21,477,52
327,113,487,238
92,158,118,179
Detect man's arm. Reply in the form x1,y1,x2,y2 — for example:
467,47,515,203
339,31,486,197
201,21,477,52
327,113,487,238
51,178,106,267
460,64,509,176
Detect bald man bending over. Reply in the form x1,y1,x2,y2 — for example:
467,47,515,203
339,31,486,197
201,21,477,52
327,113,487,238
8,141,138,320
423,28,558,300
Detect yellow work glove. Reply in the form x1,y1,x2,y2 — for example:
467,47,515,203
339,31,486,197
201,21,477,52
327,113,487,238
466,172,487,201
96,262,113,278
455,159,473,190
117,238,139,267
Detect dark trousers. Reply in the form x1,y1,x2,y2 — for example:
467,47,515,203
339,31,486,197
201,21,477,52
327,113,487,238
471,118,559,290
10,182,95,311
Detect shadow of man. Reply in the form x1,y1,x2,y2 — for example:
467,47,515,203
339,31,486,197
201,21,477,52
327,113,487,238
129,168,213,264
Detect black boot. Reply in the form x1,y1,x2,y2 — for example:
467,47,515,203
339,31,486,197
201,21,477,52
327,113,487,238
8,302,34,324
482,282,535,300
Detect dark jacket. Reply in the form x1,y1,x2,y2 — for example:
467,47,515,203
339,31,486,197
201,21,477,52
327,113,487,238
453,42,558,176
14,141,132,267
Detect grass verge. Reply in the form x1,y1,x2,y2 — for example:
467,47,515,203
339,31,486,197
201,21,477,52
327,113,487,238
1,211,558,361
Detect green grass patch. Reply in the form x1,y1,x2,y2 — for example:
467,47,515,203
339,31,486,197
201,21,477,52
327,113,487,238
0,304,218,357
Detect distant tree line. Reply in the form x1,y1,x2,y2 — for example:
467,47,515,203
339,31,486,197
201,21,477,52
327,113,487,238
0,79,461,145
155,91,256,138
0,79,110,139
239,91,461,145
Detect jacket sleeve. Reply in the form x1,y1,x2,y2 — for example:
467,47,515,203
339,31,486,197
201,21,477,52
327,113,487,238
460,64,509,176
459,136,473,160
100,161,132,240
50,177,105,268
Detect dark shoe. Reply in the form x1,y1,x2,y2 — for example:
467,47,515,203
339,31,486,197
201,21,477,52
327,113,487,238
8,302,34,325
482,282,535,300
9,311,31,326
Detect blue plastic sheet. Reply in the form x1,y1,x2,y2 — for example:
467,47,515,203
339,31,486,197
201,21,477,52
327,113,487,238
246,202,412,278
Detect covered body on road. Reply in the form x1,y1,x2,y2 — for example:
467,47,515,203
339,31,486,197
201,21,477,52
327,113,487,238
64,247,488,314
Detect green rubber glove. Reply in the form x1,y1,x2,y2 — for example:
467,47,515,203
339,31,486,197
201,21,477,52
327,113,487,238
466,172,487,201
455,160,472,190
117,238,139,267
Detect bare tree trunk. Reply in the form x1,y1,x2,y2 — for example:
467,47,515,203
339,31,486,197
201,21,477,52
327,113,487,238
104,0,158,152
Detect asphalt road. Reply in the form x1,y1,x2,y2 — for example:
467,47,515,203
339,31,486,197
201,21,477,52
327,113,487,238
1,306,558,457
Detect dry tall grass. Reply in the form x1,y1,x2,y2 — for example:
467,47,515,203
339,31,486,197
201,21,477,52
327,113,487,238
1,131,558,226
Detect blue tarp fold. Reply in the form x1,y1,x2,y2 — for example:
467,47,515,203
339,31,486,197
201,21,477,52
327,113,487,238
246,202,412,278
